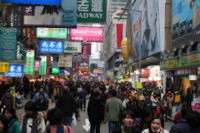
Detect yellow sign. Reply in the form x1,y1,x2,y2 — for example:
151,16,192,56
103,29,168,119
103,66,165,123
0,62,9,73
136,82,143,89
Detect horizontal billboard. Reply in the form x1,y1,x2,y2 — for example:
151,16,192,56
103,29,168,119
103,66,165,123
64,42,82,53
130,0,163,60
23,0,77,27
70,27,104,42
77,0,107,23
36,28,68,39
3,0,62,5
4,64,24,78
172,0,200,40
39,40,64,54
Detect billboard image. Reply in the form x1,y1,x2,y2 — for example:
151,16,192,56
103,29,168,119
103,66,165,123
39,40,64,54
172,0,200,40
130,0,161,60
3,0,62,5
70,27,104,42
64,42,82,53
23,0,77,27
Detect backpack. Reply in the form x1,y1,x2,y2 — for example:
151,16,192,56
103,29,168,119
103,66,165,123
46,125,74,133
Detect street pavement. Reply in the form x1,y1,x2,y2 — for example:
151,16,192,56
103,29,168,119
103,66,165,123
16,99,174,133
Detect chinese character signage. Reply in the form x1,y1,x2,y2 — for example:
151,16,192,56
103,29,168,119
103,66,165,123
24,50,34,75
3,0,62,5
39,40,64,54
36,28,68,39
4,64,24,78
39,56,47,75
64,42,82,53
77,0,107,23
52,67,59,75
23,0,77,27
70,27,104,42
0,62,9,73
0,27,17,61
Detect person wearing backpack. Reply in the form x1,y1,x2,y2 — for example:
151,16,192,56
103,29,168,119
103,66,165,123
45,108,74,133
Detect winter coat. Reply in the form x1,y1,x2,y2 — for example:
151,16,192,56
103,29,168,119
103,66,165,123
87,98,104,123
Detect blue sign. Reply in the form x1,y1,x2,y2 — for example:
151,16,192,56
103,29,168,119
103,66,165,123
4,64,24,78
39,40,64,54
3,0,62,5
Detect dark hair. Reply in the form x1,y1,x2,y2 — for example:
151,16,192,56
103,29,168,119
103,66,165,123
4,108,18,120
119,109,135,123
47,108,62,125
39,93,45,97
110,89,117,97
148,115,164,133
25,101,37,113
181,106,192,119
186,110,200,128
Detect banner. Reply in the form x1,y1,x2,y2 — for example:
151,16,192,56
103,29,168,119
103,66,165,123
52,67,59,75
36,28,68,39
3,0,62,5
24,50,35,75
58,55,72,67
70,27,104,42
130,0,161,60
23,0,77,27
172,0,200,40
64,42,82,53
39,56,47,75
39,40,64,54
116,24,123,48
0,27,17,61
77,0,107,23
4,64,24,78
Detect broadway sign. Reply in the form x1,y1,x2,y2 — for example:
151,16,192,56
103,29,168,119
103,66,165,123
77,0,106,23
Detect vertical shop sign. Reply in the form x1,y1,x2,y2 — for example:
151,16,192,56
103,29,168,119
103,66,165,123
0,62,9,73
77,0,106,23
24,50,35,75
0,27,17,60
39,56,47,75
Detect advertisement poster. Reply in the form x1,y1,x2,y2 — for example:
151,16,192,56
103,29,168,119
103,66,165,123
70,27,104,42
82,43,91,56
36,28,68,39
172,0,200,40
24,50,35,75
39,56,47,75
23,0,77,27
130,0,161,60
58,54,72,67
3,0,62,5
77,0,107,23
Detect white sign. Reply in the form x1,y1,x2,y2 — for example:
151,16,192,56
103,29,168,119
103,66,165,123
64,42,82,53
58,55,72,67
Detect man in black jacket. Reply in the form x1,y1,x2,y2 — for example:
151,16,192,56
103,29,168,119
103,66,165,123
56,86,76,126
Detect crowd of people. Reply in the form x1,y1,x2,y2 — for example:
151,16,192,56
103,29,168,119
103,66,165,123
0,77,199,133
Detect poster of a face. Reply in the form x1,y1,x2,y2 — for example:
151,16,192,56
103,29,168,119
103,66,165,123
172,0,200,40
130,0,160,60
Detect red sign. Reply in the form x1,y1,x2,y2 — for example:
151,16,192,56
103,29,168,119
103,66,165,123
70,27,104,42
116,24,123,48
140,68,150,77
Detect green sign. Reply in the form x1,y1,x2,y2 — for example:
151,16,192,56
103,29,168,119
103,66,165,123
52,67,59,75
77,0,107,23
39,56,47,75
36,28,68,39
179,53,200,67
24,50,34,75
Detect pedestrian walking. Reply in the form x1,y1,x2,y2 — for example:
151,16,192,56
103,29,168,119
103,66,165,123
87,91,104,133
105,89,123,133
4,108,21,133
